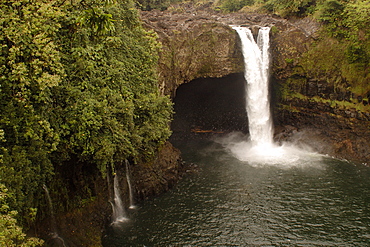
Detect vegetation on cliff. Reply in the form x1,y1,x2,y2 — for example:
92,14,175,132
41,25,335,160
268,0,370,112
0,0,172,241
221,0,370,85
141,0,369,103
0,184,44,246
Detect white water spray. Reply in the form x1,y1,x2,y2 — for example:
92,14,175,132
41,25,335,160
225,26,322,167
111,173,128,223
125,160,136,209
43,184,67,247
233,26,273,145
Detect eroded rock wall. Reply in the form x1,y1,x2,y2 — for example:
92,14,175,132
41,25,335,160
269,18,370,164
141,5,370,164
142,10,244,96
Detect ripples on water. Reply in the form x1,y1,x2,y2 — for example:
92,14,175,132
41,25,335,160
103,137,370,246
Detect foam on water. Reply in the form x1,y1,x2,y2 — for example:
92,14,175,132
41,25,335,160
230,26,322,167
217,132,323,168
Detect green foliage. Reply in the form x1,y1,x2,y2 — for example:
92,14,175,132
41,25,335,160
218,0,255,12
285,58,294,64
53,0,173,169
313,0,370,70
78,7,116,35
297,30,370,101
1,0,173,237
136,0,181,11
270,25,279,34
342,1,370,64
315,0,345,22
0,0,63,221
345,0,370,31
262,0,316,17
0,184,44,246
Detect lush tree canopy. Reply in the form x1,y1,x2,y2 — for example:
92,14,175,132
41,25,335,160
0,0,172,234
0,184,43,246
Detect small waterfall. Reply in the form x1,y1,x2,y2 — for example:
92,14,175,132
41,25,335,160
43,184,57,233
125,160,136,209
111,172,128,223
43,184,67,247
233,26,272,146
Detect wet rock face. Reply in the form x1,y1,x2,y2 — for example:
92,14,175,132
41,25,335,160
273,100,370,164
36,141,185,247
131,141,184,201
142,14,244,96
140,5,303,96
142,4,370,165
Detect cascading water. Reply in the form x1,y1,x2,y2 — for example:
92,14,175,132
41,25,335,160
125,160,136,209
225,26,321,166
43,184,67,247
43,184,57,233
233,26,273,146
111,173,128,223
103,26,368,247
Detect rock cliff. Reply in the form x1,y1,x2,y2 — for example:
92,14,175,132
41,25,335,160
141,4,370,164
141,9,244,96
37,142,185,247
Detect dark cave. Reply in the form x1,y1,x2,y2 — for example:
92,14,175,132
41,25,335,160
170,73,248,140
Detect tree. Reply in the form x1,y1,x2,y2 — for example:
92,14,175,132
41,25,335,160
52,0,172,173
219,0,255,13
263,0,316,17
1,0,173,235
0,184,44,247
0,0,64,220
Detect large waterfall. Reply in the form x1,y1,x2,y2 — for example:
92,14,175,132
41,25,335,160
233,26,273,146
222,26,321,166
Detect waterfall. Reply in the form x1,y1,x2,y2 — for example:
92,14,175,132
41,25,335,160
232,26,273,146
111,173,128,223
43,184,57,233
222,26,322,166
43,184,67,247
125,160,136,209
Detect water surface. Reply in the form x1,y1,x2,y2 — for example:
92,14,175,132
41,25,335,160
103,137,370,246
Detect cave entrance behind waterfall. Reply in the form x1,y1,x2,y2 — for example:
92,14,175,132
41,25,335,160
170,73,248,140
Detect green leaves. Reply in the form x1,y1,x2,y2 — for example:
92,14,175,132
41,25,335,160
1,0,173,233
314,0,370,66
219,0,254,13
0,0,63,222
263,0,316,17
78,7,116,35
0,184,43,247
